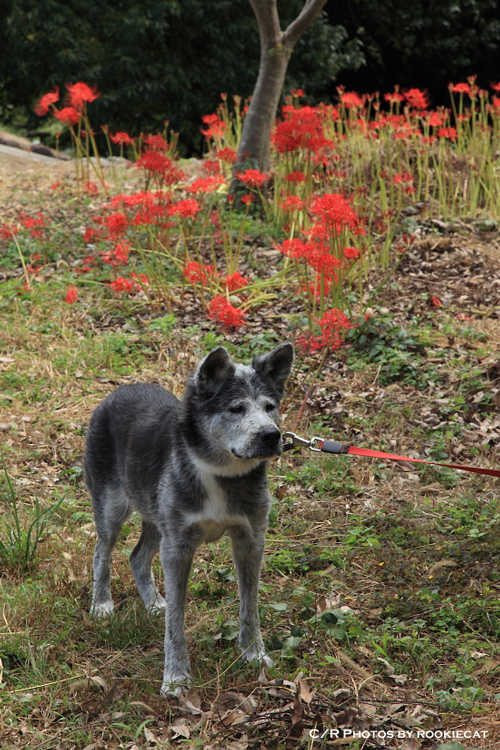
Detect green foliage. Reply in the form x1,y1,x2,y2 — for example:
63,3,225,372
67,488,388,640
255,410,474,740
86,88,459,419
0,0,361,154
0,462,63,572
346,313,426,385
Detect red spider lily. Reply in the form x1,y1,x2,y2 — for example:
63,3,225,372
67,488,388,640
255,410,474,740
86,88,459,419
302,275,331,302
65,286,78,304
290,89,304,97
404,88,429,109
54,107,81,126
224,272,248,292
384,90,405,104
200,114,227,139
393,172,413,185
110,131,134,146
491,82,500,92
76,254,97,273
277,238,309,259
306,247,341,281
298,308,352,352
104,212,129,239
186,175,225,194
144,134,168,151
208,295,245,329
216,147,237,164
241,194,254,205
136,149,172,176
66,82,100,110
272,106,332,155
203,159,222,175
449,82,471,95
168,199,200,219
102,241,131,267
84,182,99,196
132,272,149,285
339,91,365,109
286,170,307,183
492,97,500,112
437,127,458,141
183,261,216,285
26,252,42,275
113,242,130,264
343,246,360,260
309,193,359,232
19,212,47,239
34,86,60,116
235,168,268,187
1,223,19,239
427,111,447,127
431,296,442,308
109,276,139,294
280,195,305,212
83,227,101,244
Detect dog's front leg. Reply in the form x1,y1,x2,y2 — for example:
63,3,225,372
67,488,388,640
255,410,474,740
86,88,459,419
230,524,273,668
159,534,196,697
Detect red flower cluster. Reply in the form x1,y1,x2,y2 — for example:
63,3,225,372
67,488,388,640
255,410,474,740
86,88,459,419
34,86,60,116
200,114,227,139
187,175,225,194
299,308,353,352
272,105,333,156
19,211,48,239
183,261,216,285
110,131,134,146
65,286,78,304
224,272,248,291
235,169,268,187
208,295,245,329
309,193,360,233
168,199,200,219
109,273,148,295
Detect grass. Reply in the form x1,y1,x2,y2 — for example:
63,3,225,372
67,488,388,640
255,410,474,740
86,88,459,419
1,102,500,748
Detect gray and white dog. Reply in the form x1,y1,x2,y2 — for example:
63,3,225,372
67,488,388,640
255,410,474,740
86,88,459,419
84,343,294,697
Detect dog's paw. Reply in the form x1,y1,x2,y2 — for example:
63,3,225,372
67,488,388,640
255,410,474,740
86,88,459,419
147,596,167,615
241,643,273,668
160,672,192,699
90,601,114,618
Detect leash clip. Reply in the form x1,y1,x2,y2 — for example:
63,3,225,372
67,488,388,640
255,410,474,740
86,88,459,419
282,432,324,452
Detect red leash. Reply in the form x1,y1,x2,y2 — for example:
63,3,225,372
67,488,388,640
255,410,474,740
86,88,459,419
283,432,500,478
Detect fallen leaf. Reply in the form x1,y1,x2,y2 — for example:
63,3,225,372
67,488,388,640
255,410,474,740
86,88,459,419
291,690,303,726
298,679,314,705
144,726,157,743
170,719,190,739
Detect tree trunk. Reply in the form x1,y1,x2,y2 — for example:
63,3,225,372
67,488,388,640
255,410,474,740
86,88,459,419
235,0,328,174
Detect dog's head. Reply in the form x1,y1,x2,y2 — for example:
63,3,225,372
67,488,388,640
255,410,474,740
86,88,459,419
182,343,294,470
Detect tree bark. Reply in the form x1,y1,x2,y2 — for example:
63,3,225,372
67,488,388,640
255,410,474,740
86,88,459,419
235,0,328,173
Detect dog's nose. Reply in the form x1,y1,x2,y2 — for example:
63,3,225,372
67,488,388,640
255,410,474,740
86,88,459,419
258,426,281,453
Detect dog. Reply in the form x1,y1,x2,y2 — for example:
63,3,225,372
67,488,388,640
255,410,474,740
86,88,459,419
84,343,294,697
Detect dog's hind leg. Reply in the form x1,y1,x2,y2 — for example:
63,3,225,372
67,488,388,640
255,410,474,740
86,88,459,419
90,489,131,618
130,520,166,614
230,524,273,668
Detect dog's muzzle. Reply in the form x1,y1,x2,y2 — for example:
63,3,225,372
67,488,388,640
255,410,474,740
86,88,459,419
232,426,282,460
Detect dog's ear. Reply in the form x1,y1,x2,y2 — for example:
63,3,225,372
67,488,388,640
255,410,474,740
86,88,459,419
195,347,235,392
252,343,294,396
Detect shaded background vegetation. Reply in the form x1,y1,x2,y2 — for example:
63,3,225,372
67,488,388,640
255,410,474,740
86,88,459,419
0,0,499,155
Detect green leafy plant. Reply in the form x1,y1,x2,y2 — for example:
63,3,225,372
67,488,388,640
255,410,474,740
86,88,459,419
0,462,63,573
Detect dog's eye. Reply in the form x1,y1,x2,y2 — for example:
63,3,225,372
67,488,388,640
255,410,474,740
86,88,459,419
265,402,276,412
229,404,246,415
